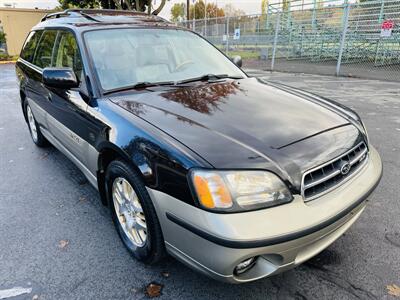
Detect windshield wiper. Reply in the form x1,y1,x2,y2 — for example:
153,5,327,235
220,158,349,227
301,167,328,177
104,75,244,95
104,81,176,95
176,74,244,85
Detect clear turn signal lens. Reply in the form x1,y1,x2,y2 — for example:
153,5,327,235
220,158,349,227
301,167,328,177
191,170,292,212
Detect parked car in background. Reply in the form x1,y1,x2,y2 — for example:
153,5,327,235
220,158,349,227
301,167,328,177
16,9,382,283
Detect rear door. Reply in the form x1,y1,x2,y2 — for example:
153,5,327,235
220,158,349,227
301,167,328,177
19,30,57,128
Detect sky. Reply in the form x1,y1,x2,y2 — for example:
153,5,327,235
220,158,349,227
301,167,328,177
0,0,59,9
159,0,263,19
0,0,263,18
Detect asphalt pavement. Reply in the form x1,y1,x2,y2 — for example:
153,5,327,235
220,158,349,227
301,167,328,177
1,63,399,299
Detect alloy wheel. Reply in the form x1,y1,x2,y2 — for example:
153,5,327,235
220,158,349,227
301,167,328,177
112,177,147,247
26,105,38,142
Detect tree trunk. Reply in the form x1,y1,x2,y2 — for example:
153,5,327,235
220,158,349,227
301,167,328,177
147,0,151,14
124,0,132,10
152,0,166,15
112,0,123,9
135,0,140,11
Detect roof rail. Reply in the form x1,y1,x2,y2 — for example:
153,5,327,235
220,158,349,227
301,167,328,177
40,9,149,23
40,10,70,22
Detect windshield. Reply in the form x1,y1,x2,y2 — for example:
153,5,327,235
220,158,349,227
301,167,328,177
84,28,245,91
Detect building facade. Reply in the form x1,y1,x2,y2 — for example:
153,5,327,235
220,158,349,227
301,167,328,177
0,8,53,55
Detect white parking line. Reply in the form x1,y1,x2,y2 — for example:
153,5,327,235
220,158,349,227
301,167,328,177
303,80,383,84
0,287,32,299
327,93,400,98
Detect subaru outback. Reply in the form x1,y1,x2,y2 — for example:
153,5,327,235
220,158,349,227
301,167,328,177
16,9,382,283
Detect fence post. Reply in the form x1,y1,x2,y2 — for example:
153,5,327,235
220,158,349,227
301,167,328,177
311,0,317,32
336,4,350,76
271,13,280,71
378,0,385,23
286,1,291,30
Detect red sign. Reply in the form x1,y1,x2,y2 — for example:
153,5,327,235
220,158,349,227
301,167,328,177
381,20,394,30
381,20,394,37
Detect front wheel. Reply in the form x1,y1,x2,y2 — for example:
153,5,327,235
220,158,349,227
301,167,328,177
105,159,165,264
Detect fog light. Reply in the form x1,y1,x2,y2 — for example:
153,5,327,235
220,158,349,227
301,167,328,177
234,257,257,275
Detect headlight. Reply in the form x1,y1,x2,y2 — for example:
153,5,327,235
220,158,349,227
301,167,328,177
190,170,292,212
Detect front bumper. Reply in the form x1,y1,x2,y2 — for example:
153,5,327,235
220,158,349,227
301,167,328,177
148,146,382,283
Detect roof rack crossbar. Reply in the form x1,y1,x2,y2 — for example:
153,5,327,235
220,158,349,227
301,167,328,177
76,12,101,22
41,11,68,22
41,10,102,23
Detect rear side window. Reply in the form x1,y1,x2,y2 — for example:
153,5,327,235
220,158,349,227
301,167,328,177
32,30,57,68
20,31,43,62
53,31,83,81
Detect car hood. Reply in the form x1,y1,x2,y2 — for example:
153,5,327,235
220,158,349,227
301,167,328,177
109,77,363,190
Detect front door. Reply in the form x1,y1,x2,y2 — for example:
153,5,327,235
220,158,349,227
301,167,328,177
45,30,94,167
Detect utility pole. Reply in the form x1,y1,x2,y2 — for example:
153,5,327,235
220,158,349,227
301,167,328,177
336,3,350,76
187,0,190,28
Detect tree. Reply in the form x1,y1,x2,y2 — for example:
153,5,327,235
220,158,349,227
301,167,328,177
206,3,224,19
59,0,101,9
58,0,168,15
261,0,268,16
188,0,224,20
282,0,290,12
189,0,205,20
0,31,6,45
170,3,185,22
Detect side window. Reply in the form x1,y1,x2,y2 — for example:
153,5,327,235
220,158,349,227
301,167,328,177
53,31,83,81
20,30,43,62
32,30,57,68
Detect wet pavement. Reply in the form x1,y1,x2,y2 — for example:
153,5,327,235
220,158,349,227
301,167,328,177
1,63,399,299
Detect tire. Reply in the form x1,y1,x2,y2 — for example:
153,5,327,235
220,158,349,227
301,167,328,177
24,100,48,147
105,159,165,264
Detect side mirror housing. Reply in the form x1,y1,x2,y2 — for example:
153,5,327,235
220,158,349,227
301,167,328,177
232,55,243,68
42,68,79,89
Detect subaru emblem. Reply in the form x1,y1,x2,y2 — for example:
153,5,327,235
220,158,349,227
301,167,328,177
340,162,351,175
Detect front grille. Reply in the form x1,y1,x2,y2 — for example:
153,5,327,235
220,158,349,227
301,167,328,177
302,142,368,201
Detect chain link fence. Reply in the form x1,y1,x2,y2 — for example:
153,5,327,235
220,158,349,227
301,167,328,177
178,0,400,82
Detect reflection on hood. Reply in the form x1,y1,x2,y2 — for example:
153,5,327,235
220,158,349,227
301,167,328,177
160,81,241,115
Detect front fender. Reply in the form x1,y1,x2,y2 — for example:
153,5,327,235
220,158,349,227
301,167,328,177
92,99,211,206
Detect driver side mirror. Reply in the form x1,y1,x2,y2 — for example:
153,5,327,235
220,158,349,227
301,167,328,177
42,68,79,89
231,55,243,68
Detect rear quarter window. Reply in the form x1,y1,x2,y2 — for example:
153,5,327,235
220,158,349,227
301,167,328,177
20,30,43,62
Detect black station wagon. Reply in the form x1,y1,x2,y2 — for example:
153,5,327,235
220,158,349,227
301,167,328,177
16,9,382,283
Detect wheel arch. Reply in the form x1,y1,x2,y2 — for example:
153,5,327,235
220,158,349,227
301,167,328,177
96,142,150,206
20,90,28,123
